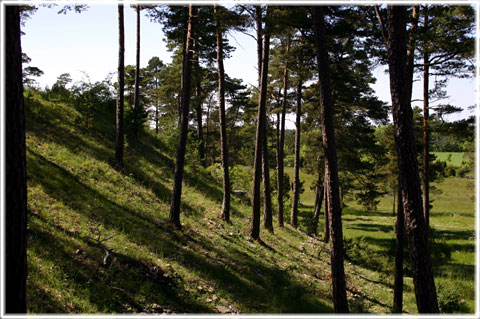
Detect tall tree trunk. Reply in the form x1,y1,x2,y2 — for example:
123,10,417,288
393,4,419,310
263,118,273,232
115,4,125,168
386,6,439,313
251,5,271,239
6,5,27,313
290,77,302,228
215,4,231,222
323,177,330,244
423,8,430,230
312,163,324,222
393,180,405,313
194,40,206,168
312,174,325,237
133,5,141,114
169,4,196,230
256,6,263,87
262,8,273,233
155,77,159,135
312,7,349,313
277,39,290,228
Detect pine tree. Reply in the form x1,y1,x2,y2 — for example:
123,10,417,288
115,4,125,168
169,4,197,230
312,6,349,313
6,5,27,313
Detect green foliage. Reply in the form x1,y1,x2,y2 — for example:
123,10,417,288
71,79,114,129
437,282,466,313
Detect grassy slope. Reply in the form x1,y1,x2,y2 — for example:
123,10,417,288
25,92,474,314
285,163,475,313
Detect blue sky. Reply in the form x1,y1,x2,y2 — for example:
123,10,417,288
21,4,475,123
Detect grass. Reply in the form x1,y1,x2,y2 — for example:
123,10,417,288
433,152,467,167
25,90,475,314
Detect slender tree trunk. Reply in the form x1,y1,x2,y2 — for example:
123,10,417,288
205,100,211,167
6,5,27,313
423,8,430,230
115,4,125,168
251,5,271,239
312,166,324,221
133,5,141,114
256,6,263,87
155,78,159,135
277,39,290,228
312,7,349,313
386,6,439,313
290,77,302,228
312,177,325,237
392,185,396,216
263,116,273,232
262,8,273,233
323,177,330,244
215,4,231,222
393,181,405,313
169,5,196,230
194,40,206,168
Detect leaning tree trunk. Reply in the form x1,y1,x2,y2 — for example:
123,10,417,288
169,4,196,230
312,6,349,313
277,39,290,228
290,77,302,228
214,4,231,222
115,4,125,168
393,181,405,313
386,5,439,313
6,5,27,313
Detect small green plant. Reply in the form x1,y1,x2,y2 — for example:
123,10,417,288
437,282,466,313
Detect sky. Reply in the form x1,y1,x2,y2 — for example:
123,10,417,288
21,4,476,126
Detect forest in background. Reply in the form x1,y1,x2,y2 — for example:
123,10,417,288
5,3,476,315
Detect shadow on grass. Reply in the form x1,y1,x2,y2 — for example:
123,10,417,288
28,215,209,313
27,148,334,313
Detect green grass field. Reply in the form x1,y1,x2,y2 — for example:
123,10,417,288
25,91,475,314
433,152,467,167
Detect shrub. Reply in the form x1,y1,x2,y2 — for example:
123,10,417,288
437,282,465,313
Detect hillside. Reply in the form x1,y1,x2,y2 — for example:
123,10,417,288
24,90,474,314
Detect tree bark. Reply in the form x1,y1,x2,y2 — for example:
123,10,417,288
323,177,329,244
393,181,405,313
215,4,231,222
133,5,141,114
312,6,349,313
251,5,271,239
261,8,273,233
290,77,302,228
115,4,125,168
6,5,27,313
386,6,439,313
169,4,196,230
276,39,290,228
423,7,430,230
194,40,206,168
